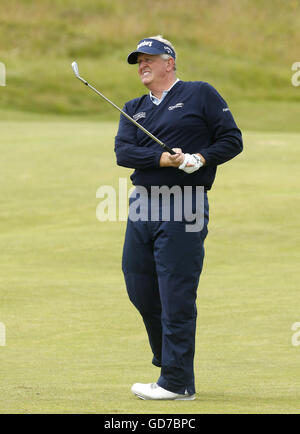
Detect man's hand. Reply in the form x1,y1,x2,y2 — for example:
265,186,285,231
160,148,205,173
159,148,185,167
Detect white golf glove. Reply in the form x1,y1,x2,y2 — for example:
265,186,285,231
178,153,203,174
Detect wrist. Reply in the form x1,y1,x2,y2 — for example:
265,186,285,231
195,153,206,166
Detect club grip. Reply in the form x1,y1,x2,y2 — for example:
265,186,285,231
163,145,176,155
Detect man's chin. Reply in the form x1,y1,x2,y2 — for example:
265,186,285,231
141,76,153,86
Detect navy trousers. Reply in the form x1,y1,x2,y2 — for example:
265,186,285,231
122,188,209,395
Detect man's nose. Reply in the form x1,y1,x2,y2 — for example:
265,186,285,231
139,60,148,69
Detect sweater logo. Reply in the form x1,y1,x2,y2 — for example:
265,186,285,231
133,111,146,121
168,102,184,111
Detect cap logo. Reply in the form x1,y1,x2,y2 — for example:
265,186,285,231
164,46,173,54
127,38,176,64
137,40,153,49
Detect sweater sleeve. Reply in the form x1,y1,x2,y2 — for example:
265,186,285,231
114,102,163,169
199,83,243,166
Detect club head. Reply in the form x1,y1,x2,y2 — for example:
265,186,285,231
71,61,79,77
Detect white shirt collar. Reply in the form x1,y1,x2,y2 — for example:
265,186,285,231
149,78,180,105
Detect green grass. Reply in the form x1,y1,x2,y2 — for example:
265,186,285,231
0,116,299,413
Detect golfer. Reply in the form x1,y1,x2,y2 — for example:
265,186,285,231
115,35,243,400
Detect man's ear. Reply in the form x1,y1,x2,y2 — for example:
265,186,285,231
166,57,175,72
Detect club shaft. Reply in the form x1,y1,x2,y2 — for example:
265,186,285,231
77,76,175,155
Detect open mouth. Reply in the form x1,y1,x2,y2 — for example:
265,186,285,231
141,70,151,77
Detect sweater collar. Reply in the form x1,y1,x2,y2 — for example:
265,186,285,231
149,79,180,105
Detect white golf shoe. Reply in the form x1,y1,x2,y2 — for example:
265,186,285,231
131,382,195,400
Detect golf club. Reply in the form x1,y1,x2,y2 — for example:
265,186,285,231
71,61,176,155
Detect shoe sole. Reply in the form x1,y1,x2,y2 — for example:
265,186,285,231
134,393,196,401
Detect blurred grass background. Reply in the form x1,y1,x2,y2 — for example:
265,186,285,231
0,0,299,130
0,0,300,414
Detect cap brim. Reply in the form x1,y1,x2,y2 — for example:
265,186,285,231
127,48,166,64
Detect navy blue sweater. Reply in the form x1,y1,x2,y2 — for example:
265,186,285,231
114,81,243,190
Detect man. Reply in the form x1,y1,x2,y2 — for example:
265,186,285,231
114,35,243,400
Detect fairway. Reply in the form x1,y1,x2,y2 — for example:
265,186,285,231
0,117,299,414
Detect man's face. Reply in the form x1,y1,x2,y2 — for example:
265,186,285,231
137,53,170,87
